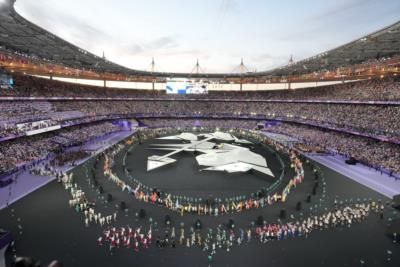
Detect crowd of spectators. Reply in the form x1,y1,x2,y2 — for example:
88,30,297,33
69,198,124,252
0,74,399,142
51,151,90,167
0,122,120,175
1,99,398,141
0,74,399,101
0,74,399,176
140,119,260,130
267,123,400,174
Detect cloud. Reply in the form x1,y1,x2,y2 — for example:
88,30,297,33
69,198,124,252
15,1,112,55
119,35,180,56
307,0,375,22
124,44,144,54
219,0,238,13
12,0,400,73
250,53,286,62
146,36,179,50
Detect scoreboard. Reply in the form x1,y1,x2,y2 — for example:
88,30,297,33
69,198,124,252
166,78,208,94
0,72,13,89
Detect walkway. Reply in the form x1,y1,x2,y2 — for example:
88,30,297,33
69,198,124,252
0,130,135,210
306,153,400,199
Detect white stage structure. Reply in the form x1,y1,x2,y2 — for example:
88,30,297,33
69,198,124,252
147,131,274,177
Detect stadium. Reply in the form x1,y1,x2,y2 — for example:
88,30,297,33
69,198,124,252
0,0,400,266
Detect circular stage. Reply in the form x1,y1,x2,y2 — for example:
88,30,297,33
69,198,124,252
123,133,282,199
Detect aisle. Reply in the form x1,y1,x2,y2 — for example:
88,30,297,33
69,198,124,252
307,154,400,198
0,130,135,210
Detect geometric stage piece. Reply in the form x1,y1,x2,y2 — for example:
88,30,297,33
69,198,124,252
146,131,274,177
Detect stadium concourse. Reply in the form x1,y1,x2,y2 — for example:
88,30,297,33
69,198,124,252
0,0,400,266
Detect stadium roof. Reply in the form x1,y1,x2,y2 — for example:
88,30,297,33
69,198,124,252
0,0,399,79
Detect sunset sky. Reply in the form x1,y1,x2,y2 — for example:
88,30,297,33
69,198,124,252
14,0,400,73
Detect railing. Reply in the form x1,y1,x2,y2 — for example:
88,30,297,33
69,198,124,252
1,112,399,144
1,96,400,105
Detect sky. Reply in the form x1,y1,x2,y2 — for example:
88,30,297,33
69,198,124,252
13,0,400,73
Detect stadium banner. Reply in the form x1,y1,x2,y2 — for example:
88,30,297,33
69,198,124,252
25,125,61,136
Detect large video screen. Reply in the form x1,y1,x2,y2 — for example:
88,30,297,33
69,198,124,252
166,79,208,94
0,71,13,89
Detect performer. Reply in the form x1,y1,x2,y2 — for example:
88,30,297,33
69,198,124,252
133,240,139,252
247,229,252,242
221,204,227,214
97,236,103,246
171,227,175,239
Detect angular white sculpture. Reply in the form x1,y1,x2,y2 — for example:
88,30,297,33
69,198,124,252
147,156,176,171
146,132,274,177
157,132,198,141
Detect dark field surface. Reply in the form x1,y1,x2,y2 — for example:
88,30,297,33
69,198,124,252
1,137,399,267
122,138,281,198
